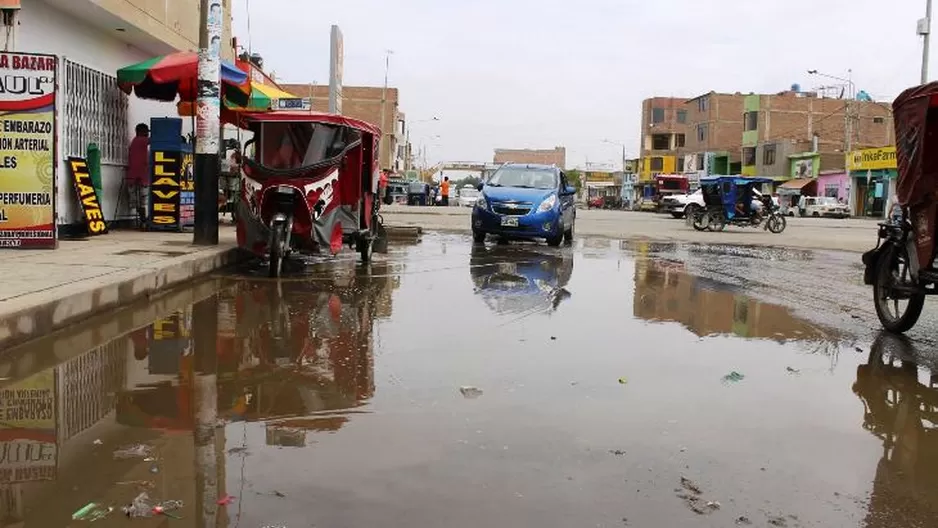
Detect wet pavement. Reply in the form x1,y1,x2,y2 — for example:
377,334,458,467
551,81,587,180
1,233,937,527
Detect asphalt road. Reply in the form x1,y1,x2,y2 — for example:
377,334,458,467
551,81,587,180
380,204,882,253
4,231,937,527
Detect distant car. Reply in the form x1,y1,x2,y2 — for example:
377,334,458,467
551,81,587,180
663,188,777,218
797,196,849,218
457,186,480,207
471,163,577,247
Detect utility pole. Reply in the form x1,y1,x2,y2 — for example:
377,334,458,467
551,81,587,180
192,294,220,527
380,50,393,173
921,0,933,84
193,0,223,245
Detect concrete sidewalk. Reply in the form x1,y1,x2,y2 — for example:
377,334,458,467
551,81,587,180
0,226,241,350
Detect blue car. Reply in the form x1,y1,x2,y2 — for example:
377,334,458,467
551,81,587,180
471,163,577,246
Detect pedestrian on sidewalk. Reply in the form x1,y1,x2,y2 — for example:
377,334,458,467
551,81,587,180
126,123,150,229
441,176,450,207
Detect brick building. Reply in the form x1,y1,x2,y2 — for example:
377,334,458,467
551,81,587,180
741,90,894,179
638,97,688,180
683,92,746,177
279,84,404,171
493,147,566,168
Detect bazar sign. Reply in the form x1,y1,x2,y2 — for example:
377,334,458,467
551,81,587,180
0,51,56,249
67,157,107,236
847,147,897,171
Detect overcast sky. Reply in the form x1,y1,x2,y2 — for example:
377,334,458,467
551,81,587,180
233,0,926,168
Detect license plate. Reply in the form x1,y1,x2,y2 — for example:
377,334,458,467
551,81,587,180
501,216,519,227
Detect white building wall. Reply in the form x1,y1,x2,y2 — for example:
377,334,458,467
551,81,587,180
18,1,188,224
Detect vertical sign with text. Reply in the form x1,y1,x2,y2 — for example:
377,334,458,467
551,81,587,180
67,157,107,236
0,368,57,483
0,52,57,249
149,151,182,231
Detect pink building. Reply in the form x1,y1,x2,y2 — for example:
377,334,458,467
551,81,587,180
816,170,850,203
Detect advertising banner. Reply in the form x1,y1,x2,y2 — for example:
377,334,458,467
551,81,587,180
846,146,897,172
0,52,57,249
67,157,107,236
0,368,57,483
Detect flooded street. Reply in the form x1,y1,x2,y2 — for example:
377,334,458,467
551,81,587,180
2,233,937,527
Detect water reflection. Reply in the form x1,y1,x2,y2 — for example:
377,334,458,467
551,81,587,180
633,258,832,342
469,244,573,315
0,259,396,526
853,333,938,527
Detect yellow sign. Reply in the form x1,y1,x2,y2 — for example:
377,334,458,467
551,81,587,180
846,147,897,171
585,171,614,183
0,368,55,431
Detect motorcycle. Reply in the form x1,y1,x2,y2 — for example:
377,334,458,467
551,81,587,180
688,177,786,234
233,111,387,277
862,81,938,334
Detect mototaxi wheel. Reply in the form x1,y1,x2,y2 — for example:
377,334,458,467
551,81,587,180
768,213,787,234
707,211,726,232
268,221,287,278
873,243,925,333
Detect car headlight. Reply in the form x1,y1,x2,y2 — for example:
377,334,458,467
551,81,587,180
538,194,558,213
476,195,488,210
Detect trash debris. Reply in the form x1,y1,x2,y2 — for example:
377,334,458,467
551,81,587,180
609,449,626,456
680,447,687,453
550,336,557,341
149,465,159,474
152,499,184,519
767,515,788,527
92,439,103,445
679,476,702,495
122,492,154,518
706,501,721,510
227,446,249,455
676,476,721,515
570,381,579,386
72,502,112,522
786,367,800,374
721,371,745,384
113,444,152,459
459,386,484,399
854,346,864,353
217,495,235,506
272,490,286,498
735,516,753,525
617,377,628,385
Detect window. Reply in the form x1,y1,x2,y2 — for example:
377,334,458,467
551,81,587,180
763,144,777,166
677,109,687,124
824,184,839,198
743,147,756,166
696,154,704,171
744,111,758,131
696,123,708,142
873,116,885,124
677,156,685,172
698,96,709,112
651,107,665,124
64,59,129,163
650,157,664,171
652,134,670,150
675,134,686,148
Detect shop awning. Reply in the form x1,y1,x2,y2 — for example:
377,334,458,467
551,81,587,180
224,82,301,112
778,178,815,191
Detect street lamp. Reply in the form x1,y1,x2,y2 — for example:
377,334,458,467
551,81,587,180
919,0,933,84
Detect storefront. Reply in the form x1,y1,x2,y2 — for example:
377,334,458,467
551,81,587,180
846,147,897,218
816,170,850,203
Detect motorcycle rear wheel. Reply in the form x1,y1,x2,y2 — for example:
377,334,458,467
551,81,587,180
873,244,925,333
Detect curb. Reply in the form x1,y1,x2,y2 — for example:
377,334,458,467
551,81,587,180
0,246,244,351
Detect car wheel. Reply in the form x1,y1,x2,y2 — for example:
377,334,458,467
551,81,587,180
812,212,820,217
670,212,683,219
788,211,794,217
563,222,574,244
547,233,563,247
472,229,486,244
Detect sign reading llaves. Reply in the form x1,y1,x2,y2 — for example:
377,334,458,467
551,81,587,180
0,51,57,249
67,157,108,236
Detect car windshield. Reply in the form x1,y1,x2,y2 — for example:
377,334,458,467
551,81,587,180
488,167,558,189
818,197,839,205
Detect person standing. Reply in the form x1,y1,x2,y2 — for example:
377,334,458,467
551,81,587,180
126,123,150,229
441,176,450,207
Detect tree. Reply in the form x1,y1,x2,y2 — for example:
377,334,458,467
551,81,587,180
453,176,481,189
566,169,583,193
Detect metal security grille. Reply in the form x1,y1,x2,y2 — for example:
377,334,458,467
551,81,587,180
58,339,127,442
62,58,129,164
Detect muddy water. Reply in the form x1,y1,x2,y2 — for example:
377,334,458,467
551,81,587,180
1,233,936,527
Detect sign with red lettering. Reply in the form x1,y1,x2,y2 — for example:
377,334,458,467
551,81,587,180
0,51,57,249
67,157,108,236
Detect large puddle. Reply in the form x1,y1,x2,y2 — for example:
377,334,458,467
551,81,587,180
0,233,934,527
